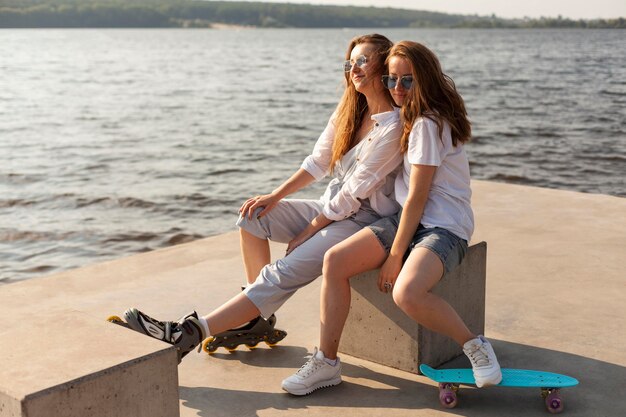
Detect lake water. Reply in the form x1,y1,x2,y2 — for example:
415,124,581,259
1,28,625,283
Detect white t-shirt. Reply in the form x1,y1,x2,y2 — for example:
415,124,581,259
394,116,474,241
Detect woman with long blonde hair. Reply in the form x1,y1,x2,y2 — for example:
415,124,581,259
120,34,405,364
283,41,502,396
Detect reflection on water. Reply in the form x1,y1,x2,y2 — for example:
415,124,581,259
1,28,625,282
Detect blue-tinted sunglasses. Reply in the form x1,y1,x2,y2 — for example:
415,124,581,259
344,55,368,72
382,75,413,90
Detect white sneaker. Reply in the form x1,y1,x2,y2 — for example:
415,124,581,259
281,347,342,395
463,335,502,387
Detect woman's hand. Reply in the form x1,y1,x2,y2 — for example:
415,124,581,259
378,254,403,293
286,229,314,256
239,169,315,220
239,193,280,220
285,214,333,256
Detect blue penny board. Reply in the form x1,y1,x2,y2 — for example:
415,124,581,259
420,365,579,388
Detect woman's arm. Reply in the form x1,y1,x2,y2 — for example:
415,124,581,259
322,122,403,221
240,168,315,219
285,212,333,255
240,115,337,219
378,163,436,292
285,121,403,255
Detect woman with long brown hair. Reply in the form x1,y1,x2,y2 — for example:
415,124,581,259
283,41,501,396
120,34,404,362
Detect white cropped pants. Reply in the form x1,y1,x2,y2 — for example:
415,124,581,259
237,198,379,318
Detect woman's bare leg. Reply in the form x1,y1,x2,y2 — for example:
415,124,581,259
392,247,474,346
202,292,262,335
319,228,387,359
240,228,271,284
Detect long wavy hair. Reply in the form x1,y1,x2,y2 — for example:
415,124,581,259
388,41,471,152
330,34,394,171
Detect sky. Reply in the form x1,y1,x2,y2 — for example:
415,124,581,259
226,0,625,20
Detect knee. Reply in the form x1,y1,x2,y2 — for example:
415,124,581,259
322,246,346,279
237,208,268,239
392,287,410,312
392,285,425,316
239,224,266,242
322,247,351,283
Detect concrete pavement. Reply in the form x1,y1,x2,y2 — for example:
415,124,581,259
1,180,625,416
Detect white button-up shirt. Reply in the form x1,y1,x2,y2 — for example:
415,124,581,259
301,108,403,221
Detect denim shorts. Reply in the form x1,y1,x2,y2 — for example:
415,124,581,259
367,213,468,274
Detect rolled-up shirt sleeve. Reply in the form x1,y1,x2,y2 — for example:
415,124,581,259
300,115,336,181
323,121,403,221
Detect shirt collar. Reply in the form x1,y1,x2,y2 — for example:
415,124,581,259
371,107,400,125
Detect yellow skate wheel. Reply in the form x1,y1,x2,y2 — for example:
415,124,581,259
226,345,238,352
265,330,285,347
107,315,123,323
245,342,259,350
202,337,218,354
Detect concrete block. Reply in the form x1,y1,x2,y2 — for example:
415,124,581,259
0,310,180,417
338,242,486,373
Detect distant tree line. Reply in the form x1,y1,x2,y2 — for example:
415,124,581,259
0,0,624,28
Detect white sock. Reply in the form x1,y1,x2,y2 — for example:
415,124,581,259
321,353,338,366
199,317,211,337
317,348,338,366
324,357,338,366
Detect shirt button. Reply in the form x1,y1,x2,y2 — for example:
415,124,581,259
375,123,379,126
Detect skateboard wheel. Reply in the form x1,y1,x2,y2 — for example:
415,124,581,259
545,390,563,414
107,315,124,323
438,383,458,408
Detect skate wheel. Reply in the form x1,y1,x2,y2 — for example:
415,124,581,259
265,329,287,347
545,390,563,414
265,334,281,345
245,342,259,349
202,337,218,354
226,343,238,352
438,383,458,409
106,315,123,323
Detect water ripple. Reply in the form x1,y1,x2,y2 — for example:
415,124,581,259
1,28,624,283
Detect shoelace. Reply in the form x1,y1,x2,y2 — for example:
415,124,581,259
467,344,491,368
296,355,325,378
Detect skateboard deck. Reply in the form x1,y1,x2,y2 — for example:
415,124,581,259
420,364,578,414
